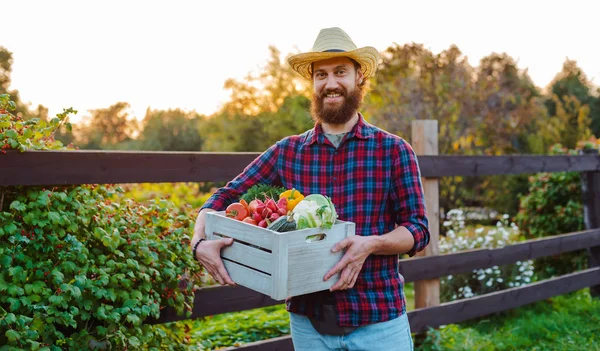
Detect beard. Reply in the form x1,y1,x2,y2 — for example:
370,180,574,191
310,84,364,125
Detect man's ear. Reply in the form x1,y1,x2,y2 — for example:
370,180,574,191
357,70,365,85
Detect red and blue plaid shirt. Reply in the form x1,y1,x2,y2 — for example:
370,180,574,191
201,114,429,327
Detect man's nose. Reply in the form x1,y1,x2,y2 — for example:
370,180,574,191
325,75,339,90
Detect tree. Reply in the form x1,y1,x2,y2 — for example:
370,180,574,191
137,108,204,151
202,47,313,151
221,46,311,116
544,59,600,137
74,102,137,149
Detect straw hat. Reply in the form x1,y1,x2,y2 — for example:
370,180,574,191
288,27,380,81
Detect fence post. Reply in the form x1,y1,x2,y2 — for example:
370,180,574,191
580,148,600,298
411,120,440,309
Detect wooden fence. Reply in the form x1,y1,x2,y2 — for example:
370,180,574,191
2,121,600,350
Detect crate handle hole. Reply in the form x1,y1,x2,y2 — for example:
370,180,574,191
305,234,326,243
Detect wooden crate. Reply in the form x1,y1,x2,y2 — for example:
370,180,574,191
205,211,355,300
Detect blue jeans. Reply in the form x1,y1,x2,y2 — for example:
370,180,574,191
289,312,414,351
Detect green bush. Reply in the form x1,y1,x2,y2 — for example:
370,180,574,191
514,144,587,279
440,210,534,302
0,94,200,350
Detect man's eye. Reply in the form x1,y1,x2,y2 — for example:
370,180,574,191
336,69,346,75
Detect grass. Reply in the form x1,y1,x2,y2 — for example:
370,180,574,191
416,288,600,351
180,283,415,349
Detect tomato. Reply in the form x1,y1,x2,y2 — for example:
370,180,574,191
226,202,248,221
242,217,258,226
248,199,262,214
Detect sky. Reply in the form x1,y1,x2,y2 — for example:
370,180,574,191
3,0,600,123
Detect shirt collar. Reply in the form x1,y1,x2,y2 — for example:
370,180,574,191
305,113,374,146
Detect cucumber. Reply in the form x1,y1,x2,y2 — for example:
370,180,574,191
267,216,297,232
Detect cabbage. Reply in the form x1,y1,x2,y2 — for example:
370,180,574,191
291,194,338,230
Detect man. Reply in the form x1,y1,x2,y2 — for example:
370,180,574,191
192,27,429,350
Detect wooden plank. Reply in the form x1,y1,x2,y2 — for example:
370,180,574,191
580,149,600,297
399,228,600,282
2,151,600,186
407,266,600,333
149,285,281,325
222,260,272,297
412,120,440,309
417,154,600,177
0,150,258,185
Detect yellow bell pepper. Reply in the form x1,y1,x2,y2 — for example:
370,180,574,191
279,188,305,212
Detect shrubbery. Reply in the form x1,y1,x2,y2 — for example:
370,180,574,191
514,144,589,279
0,94,200,350
439,209,535,302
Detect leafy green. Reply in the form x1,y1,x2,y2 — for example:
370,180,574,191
240,183,286,202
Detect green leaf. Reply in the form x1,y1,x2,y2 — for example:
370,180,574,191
48,211,61,224
7,284,24,296
51,269,64,284
131,290,142,300
126,314,140,325
5,329,20,342
8,297,21,310
3,222,17,235
5,129,18,139
9,201,27,212
1,254,13,267
128,336,141,347
32,280,45,294
5,313,16,324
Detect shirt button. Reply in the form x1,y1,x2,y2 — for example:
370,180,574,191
333,176,338,181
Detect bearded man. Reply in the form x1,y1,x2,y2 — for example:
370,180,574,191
192,27,429,351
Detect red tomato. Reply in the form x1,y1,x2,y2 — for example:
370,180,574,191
248,199,262,214
226,203,248,221
242,217,258,226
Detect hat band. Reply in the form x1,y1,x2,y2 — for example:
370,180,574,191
323,49,346,52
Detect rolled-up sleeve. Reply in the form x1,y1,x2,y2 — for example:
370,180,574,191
201,142,281,211
391,140,430,257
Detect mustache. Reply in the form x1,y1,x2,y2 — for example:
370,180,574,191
320,89,345,98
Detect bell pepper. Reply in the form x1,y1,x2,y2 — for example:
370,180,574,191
279,188,305,212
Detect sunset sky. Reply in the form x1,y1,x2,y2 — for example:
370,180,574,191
4,0,599,122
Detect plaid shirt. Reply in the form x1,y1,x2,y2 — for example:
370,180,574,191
201,115,429,327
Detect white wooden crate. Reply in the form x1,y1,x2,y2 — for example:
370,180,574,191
205,211,355,300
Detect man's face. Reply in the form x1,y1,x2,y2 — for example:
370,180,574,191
311,57,364,125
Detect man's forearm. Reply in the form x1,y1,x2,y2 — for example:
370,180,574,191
369,226,415,255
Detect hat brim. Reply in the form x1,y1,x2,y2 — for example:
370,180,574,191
287,46,380,81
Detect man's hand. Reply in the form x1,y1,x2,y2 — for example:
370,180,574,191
194,238,236,286
323,236,376,291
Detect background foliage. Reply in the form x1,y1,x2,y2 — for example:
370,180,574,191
0,96,201,350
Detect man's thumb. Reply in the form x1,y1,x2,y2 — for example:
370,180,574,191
332,238,349,253
221,237,234,246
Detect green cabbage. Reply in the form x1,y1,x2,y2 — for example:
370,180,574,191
291,194,338,229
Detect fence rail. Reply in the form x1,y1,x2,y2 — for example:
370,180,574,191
2,150,600,185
